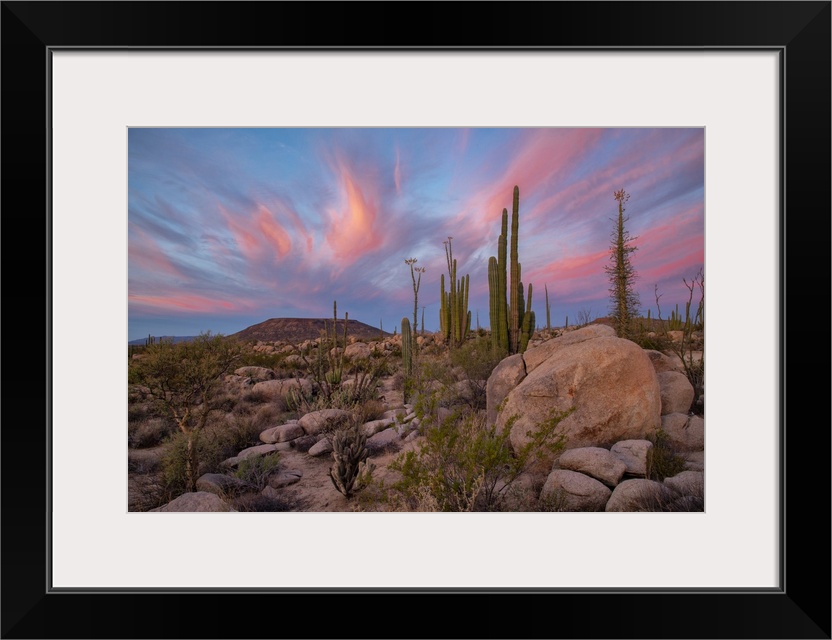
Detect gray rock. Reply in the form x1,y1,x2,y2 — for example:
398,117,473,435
661,413,704,452
664,470,704,496
150,491,233,512
298,409,353,435
610,440,653,477
259,423,305,444
236,444,279,461
360,418,395,437
234,366,276,382
644,350,686,375
657,371,695,415
251,377,312,400
497,335,661,452
605,479,676,512
485,354,527,427
195,473,246,496
522,324,616,374
368,428,400,448
344,342,372,360
540,469,612,511
308,438,333,457
683,450,705,471
267,469,303,488
556,447,627,486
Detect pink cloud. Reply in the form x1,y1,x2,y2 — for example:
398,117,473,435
394,146,402,195
128,224,184,279
256,205,292,258
526,249,610,297
272,196,314,254
129,292,253,314
533,132,704,221
219,204,260,261
219,201,302,264
325,158,384,265
447,129,603,243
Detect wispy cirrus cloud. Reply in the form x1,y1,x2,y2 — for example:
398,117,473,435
128,127,704,339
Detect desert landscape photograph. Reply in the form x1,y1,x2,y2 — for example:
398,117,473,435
127,127,705,513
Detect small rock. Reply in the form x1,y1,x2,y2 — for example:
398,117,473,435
150,491,233,512
308,438,333,457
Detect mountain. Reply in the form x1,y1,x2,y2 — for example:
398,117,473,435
127,335,198,346
231,318,392,344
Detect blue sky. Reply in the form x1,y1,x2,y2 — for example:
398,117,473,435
128,127,704,341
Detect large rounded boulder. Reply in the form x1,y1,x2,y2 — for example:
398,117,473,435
494,332,661,452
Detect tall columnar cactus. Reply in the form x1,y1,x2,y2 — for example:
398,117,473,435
519,283,535,353
545,284,551,330
509,186,521,353
487,185,534,354
439,238,470,348
401,317,412,376
439,274,448,338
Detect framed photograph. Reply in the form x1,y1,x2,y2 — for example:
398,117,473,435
3,2,829,638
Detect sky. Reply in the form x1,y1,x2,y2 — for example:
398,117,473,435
128,128,704,341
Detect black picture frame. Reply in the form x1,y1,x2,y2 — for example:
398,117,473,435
2,2,829,638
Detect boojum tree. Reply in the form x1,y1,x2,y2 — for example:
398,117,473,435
404,258,425,355
605,189,641,338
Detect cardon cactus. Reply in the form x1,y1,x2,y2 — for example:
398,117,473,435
401,317,412,376
328,425,375,498
439,238,470,348
487,185,535,354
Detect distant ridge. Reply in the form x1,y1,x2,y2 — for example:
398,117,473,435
231,317,392,344
127,335,198,346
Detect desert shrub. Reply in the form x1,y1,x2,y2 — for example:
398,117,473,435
248,403,288,432
128,332,245,492
159,411,267,499
353,399,387,423
128,416,176,448
391,371,406,392
160,431,225,499
386,406,571,512
287,368,382,414
211,414,264,458
236,349,284,370
449,336,506,410
629,325,672,352
127,400,156,423
628,480,704,512
646,428,687,482
234,453,282,490
211,391,240,414
231,492,302,512
405,356,457,413
240,386,275,405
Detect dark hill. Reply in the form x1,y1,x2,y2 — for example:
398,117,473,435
128,335,198,346
231,318,392,344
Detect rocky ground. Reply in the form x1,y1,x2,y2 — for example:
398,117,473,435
129,323,704,513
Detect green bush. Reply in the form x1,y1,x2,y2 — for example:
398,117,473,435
449,335,506,410
128,416,176,448
234,454,282,491
160,431,224,498
646,428,687,481
160,412,263,499
386,407,571,512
